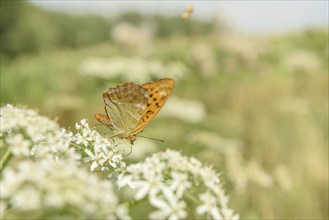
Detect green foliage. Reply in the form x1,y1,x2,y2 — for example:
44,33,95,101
1,2,215,58
151,15,214,37
1,1,110,58
1,1,52,56
112,12,215,37
114,12,145,25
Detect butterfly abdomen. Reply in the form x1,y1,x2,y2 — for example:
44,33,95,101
95,114,113,127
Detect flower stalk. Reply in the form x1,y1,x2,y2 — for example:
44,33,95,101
0,148,12,172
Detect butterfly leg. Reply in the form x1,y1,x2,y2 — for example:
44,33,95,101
110,131,125,138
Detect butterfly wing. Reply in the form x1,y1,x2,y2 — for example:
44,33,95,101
102,82,149,137
130,78,175,135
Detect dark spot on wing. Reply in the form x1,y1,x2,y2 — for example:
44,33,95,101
153,98,157,101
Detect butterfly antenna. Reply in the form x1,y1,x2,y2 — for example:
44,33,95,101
137,135,165,143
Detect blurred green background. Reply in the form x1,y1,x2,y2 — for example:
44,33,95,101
1,1,328,219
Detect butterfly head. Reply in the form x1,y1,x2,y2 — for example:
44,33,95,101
125,135,137,145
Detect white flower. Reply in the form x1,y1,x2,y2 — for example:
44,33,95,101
133,174,164,200
75,131,91,146
200,166,221,190
12,186,41,211
125,163,144,179
73,119,125,172
116,205,131,220
170,171,191,198
190,43,216,78
1,159,120,218
6,134,31,156
77,56,189,84
0,104,131,218
84,148,105,171
196,192,222,220
159,97,206,123
149,187,187,220
283,49,321,73
111,22,153,48
75,122,81,130
118,149,238,219
110,154,123,168
80,118,87,126
222,208,240,220
1,105,80,163
117,173,136,189
142,156,165,176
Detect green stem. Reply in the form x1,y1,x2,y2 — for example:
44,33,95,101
0,148,12,173
185,189,201,204
122,196,148,208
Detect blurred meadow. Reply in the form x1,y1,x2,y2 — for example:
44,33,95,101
1,1,328,219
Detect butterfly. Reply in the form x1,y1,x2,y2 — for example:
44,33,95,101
95,78,175,144
181,4,193,19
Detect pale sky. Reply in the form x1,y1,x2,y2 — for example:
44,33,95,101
30,1,328,34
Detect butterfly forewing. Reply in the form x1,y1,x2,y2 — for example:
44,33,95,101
131,78,175,135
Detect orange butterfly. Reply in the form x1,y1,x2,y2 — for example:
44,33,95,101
95,78,175,144
182,4,193,19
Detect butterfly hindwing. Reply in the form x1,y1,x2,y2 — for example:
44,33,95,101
103,82,149,136
131,78,175,135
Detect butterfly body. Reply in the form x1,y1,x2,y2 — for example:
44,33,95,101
95,78,174,144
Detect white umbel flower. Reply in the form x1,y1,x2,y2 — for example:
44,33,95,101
0,104,79,162
1,159,119,218
118,149,239,219
73,119,126,172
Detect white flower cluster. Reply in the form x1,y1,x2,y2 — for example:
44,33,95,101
72,119,126,172
77,56,189,84
111,22,153,49
190,43,216,79
0,104,129,219
159,96,206,123
1,104,238,219
188,130,276,192
0,159,124,219
283,49,321,73
0,104,78,162
219,33,267,68
117,149,239,220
